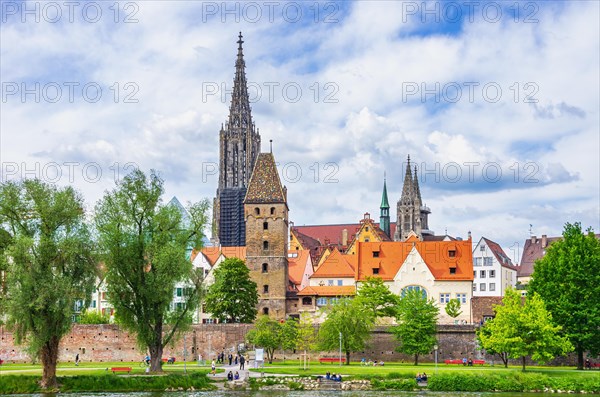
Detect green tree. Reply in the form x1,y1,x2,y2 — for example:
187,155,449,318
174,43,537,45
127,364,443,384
393,288,439,365
205,257,258,323
318,298,375,365
476,324,508,367
296,315,317,370
280,317,298,362
246,315,281,363
356,276,400,319
528,222,600,370
78,309,111,324
95,169,209,372
478,288,572,371
0,180,97,388
445,298,463,319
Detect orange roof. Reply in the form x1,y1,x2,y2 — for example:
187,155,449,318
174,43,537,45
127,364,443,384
355,239,474,281
288,250,311,285
312,248,355,278
200,246,246,266
295,223,397,245
297,285,356,296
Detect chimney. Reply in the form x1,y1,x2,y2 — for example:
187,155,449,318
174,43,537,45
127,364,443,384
541,234,547,248
531,235,537,244
468,231,472,240
342,229,348,246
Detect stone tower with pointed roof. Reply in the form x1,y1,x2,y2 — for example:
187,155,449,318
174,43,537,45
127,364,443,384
244,152,289,320
394,156,433,241
380,176,391,238
213,32,262,247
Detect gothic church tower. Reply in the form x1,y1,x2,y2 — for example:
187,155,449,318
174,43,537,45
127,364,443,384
244,152,289,320
213,33,261,246
394,156,432,241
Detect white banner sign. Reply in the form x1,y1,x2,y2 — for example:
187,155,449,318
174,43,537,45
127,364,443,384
255,348,264,361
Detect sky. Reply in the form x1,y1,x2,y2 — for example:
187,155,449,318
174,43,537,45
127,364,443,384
1,0,599,263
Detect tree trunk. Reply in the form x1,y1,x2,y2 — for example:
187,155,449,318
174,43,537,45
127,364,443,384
414,354,419,366
40,336,60,389
501,352,508,368
522,356,526,371
577,345,584,370
345,351,350,365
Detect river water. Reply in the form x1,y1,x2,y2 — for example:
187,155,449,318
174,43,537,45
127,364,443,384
11,392,555,397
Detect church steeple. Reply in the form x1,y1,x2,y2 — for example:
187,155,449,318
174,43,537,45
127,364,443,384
213,33,262,247
400,155,414,205
413,165,421,202
380,174,390,238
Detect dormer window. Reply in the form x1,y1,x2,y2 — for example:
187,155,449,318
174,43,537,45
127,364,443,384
373,251,380,258
449,250,456,258
450,267,456,274
373,268,379,275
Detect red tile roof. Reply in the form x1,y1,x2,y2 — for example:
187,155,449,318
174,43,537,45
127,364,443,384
288,250,311,286
297,285,356,296
482,237,518,270
294,223,397,245
312,248,356,278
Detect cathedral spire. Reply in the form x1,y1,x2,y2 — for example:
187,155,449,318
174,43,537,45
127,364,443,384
400,155,414,204
413,164,422,202
228,32,253,132
380,174,390,238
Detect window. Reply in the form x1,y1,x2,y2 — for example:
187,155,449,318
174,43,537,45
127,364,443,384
337,280,343,286
364,238,370,242
473,271,476,278
440,293,451,304
489,283,496,291
316,297,327,306
401,285,427,298
176,288,182,297
263,307,269,315
328,280,334,286
263,285,269,293
204,269,209,276
263,241,269,250
373,251,379,258
456,293,467,304
176,302,184,310
480,270,486,278
448,250,456,257
373,268,379,275
91,300,96,308
302,297,312,305
254,208,260,215
365,227,369,231
473,258,482,266
480,245,486,251
489,270,495,278
330,298,339,304
480,283,486,291
449,267,456,274
263,222,268,230
262,263,268,273
473,284,477,291
484,257,493,266
270,207,275,215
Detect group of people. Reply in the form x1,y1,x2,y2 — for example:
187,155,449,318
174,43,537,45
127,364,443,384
316,372,342,382
215,351,246,368
462,357,474,366
360,358,384,366
226,370,241,381
416,373,428,382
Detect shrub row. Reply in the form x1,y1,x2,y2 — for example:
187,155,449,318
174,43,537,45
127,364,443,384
0,373,214,394
428,372,600,393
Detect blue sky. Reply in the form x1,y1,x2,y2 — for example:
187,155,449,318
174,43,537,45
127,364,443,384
1,0,598,260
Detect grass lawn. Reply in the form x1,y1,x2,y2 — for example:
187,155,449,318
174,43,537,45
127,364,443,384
0,361,216,377
249,360,600,378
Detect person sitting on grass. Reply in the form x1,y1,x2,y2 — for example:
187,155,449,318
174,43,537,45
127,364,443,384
227,371,233,381
416,373,422,382
337,374,343,382
422,373,428,382
325,372,331,380
234,371,240,380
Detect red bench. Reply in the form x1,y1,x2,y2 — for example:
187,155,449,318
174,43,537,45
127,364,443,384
111,367,132,374
319,357,346,364
473,360,485,365
444,359,462,365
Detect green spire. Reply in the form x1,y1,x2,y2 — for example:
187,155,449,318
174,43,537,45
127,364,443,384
380,174,390,209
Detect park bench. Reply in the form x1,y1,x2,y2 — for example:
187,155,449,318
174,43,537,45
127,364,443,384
111,367,132,374
473,360,485,365
444,359,462,365
319,357,346,364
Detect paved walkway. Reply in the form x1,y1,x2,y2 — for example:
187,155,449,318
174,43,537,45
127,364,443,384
212,362,295,380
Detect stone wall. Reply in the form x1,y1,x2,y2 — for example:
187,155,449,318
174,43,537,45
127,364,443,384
0,323,579,366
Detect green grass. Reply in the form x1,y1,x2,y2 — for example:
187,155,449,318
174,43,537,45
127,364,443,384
0,361,215,376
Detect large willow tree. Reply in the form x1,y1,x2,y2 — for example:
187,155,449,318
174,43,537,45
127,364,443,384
0,180,97,388
95,169,209,372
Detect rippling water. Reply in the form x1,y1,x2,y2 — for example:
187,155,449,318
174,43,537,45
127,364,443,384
14,392,555,397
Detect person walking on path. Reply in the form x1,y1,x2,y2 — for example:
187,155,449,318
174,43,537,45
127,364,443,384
228,353,233,365
239,354,245,370
75,353,79,366
211,359,216,376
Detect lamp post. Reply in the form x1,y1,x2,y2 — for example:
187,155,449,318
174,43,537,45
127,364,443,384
434,344,438,374
339,332,342,367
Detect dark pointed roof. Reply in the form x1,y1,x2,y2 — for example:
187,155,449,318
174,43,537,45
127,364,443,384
400,155,414,203
380,176,390,209
413,165,422,202
227,32,253,132
244,153,286,204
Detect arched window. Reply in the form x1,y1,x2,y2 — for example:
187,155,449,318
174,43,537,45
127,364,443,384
263,241,269,250
401,285,427,298
263,307,269,315
270,207,275,215
263,285,269,293
262,263,268,273
255,208,260,215
263,222,268,230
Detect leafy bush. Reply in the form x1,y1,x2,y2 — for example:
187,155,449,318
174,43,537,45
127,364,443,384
372,378,416,390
